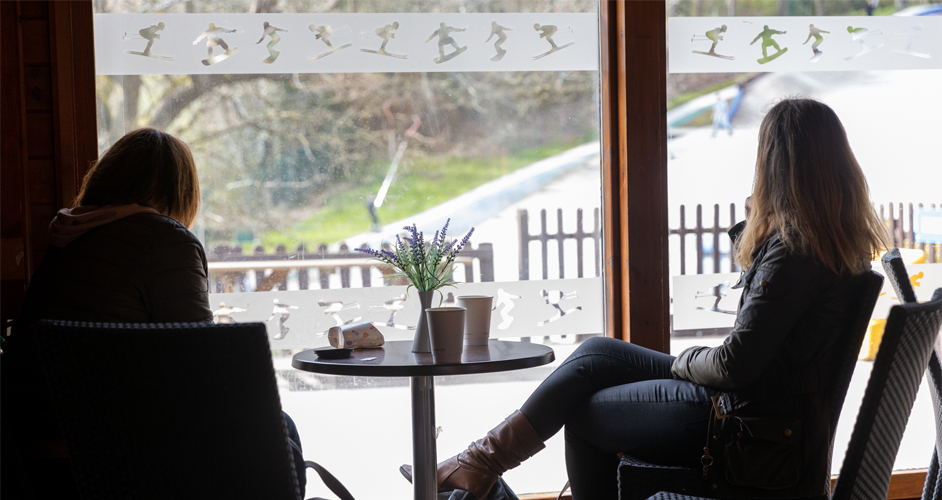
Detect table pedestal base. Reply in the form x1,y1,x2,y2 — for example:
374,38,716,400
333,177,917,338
411,375,437,500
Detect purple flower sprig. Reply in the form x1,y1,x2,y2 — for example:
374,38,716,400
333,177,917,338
355,218,474,292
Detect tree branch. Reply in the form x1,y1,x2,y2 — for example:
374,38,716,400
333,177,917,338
149,73,291,131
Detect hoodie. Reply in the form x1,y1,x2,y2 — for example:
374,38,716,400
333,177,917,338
48,204,160,247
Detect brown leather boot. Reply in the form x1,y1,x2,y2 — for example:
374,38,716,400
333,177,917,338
402,410,545,500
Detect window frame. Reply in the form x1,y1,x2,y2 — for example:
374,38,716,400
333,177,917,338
54,1,927,498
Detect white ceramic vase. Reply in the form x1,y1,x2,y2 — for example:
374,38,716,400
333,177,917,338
411,290,435,353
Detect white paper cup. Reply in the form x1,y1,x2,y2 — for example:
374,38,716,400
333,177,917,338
425,307,466,363
328,322,384,348
457,295,493,346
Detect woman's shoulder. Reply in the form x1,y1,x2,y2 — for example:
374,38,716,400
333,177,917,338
100,212,201,247
755,233,861,288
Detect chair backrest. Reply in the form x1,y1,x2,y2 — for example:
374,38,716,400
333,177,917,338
831,288,942,500
35,321,300,500
882,248,919,304
826,271,885,467
883,248,942,500
925,349,942,500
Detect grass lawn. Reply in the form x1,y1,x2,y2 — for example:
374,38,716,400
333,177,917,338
259,140,587,249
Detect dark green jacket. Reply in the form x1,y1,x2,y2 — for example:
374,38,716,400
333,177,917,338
6,213,213,446
20,212,212,324
672,226,865,497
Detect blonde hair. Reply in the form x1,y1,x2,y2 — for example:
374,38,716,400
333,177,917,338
736,99,887,275
76,128,200,228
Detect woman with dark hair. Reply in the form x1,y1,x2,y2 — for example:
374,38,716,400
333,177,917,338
7,129,306,497
404,98,887,499
20,128,210,323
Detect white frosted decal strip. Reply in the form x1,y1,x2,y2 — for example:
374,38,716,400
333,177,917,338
209,277,603,350
94,13,599,75
672,272,743,332
670,16,941,73
672,263,942,332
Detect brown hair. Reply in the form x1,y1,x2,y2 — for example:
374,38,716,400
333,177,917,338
76,128,200,228
736,98,887,275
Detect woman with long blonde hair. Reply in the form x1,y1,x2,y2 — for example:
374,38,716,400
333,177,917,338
402,98,887,499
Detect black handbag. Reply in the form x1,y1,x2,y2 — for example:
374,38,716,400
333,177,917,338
701,394,802,493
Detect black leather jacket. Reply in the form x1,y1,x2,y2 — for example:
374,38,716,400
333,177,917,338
672,223,864,497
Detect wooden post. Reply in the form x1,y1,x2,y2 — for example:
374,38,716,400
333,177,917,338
712,204,721,274
613,0,670,351
518,209,529,280
556,208,566,279
729,203,737,272
599,0,624,339
540,209,549,280
679,205,687,276
477,243,495,282
696,204,704,275
593,207,601,279
576,208,585,279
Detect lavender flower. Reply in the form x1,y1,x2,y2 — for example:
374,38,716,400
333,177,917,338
356,220,475,292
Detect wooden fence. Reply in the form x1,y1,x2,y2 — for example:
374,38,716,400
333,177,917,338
518,202,941,279
883,202,941,263
207,243,494,293
518,208,601,280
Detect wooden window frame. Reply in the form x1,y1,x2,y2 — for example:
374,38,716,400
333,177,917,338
37,1,928,499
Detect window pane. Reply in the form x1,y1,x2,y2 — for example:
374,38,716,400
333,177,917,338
94,1,603,497
666,0,942,475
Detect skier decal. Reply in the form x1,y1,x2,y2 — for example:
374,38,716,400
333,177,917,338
532,23,575,60
361,22,407,59
125,22,174,61
256,21,288,64
193,23,238,66
485,21,513,61
308,24,352,61
750,25,788,64
692,25,734,60
426,22,467,63
803,24,830,62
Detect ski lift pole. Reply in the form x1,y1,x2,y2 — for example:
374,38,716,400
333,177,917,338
373,115,422,209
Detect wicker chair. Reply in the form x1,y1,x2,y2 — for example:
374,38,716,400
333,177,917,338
34,321,302,500
645,287,942,500
618,271,885,500
882,248,942,500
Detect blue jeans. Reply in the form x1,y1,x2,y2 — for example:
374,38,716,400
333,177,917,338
519,337,717,500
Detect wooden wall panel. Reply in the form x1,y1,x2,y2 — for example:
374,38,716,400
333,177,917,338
23,66,53,111
50,0,98,207
1,0,95,325
26,113,55,158
19,20,50,64
18,0,49,19
1,1,30,325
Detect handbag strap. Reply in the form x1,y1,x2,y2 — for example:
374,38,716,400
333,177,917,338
287,436,356,500
305,460,356,500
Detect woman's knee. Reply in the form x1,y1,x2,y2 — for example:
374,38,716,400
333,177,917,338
571,336,622,356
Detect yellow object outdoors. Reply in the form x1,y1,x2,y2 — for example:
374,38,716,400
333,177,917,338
859,319,886,361
858,248,926,361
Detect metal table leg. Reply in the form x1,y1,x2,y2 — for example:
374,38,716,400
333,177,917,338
411,375,437,500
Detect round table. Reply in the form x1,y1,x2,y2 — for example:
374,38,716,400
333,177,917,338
292,340,555,500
